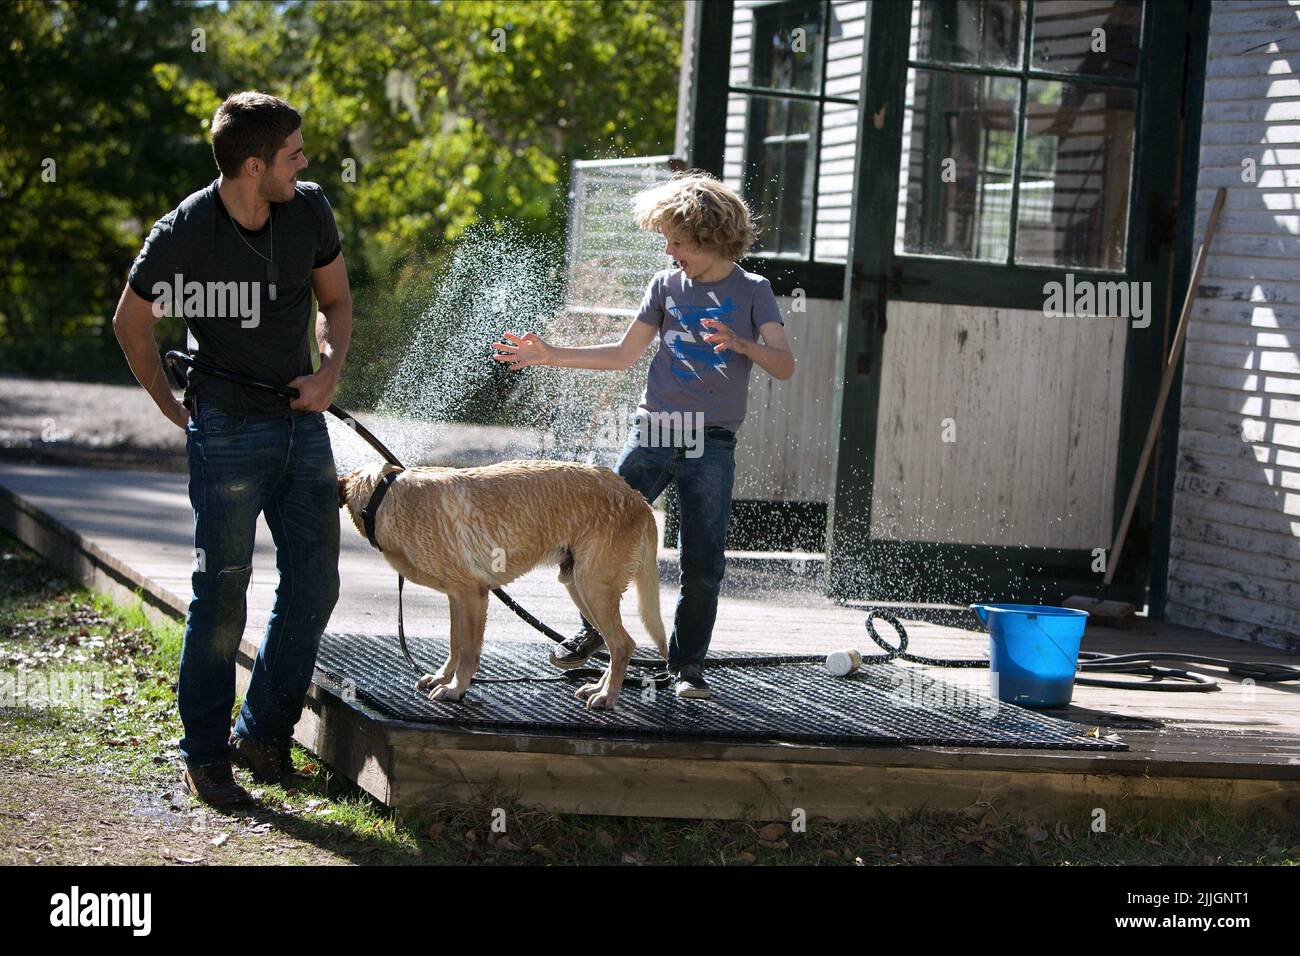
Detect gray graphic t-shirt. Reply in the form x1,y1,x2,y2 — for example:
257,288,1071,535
634,264,784,431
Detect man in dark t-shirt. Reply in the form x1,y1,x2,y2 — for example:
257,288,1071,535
112,92,352,807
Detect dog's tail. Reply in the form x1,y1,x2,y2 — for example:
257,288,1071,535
633,512,668,659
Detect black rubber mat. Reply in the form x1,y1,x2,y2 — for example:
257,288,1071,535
314,631,1127,751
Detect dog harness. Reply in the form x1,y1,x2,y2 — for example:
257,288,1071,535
359,468,404,551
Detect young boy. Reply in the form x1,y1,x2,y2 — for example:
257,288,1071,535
491,170,794,699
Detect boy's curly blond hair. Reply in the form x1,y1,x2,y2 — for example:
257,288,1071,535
633,169,758,262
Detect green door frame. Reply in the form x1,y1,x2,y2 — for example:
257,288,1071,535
824,0,1207,606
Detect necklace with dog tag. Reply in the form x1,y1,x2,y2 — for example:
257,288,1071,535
267,262,279,301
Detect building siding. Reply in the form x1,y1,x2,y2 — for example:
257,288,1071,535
1166,0,1300,650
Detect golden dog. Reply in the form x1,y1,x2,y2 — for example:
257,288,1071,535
337,460,667,709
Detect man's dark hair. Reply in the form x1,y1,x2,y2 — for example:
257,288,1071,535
211,92,301,178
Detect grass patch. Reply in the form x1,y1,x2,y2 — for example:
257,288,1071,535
1,528,1298,865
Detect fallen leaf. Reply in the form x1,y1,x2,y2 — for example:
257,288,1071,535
757,823,786,841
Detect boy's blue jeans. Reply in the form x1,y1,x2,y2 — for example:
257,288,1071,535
611,423,736,670
178,400,340,767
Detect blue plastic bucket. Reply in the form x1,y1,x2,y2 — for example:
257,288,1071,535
969,604,1089,708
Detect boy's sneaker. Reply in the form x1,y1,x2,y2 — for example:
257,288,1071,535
549,625,606,669
229,731,299,787
673,664,712,700
182,761,253,808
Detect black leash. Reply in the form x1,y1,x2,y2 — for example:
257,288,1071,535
164,350,669,685
165,350,402,466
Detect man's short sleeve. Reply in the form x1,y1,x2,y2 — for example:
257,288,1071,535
309,186,342,269
634,272,666,327
752,277,784,330
127,214,183,303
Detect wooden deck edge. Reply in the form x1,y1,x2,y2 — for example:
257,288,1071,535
381,740,1300,822
281,675,1300,821
332,690,1300,779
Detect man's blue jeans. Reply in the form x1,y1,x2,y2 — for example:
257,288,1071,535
178,400,340,767
612,423,736,670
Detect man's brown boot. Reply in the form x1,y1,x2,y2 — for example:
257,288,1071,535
182,761,253,808
229,731,300,786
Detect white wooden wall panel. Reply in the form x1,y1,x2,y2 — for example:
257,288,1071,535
734,297,841,502
868,302,1127,550
1166,0,1300,648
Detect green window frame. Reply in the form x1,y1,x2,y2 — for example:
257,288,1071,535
899,0,1144,272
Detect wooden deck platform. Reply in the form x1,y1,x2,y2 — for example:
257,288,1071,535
3,462,1298,823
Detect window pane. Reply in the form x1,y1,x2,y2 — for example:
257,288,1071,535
914,0,1025,69
732,0,825,94
725,92,816,259
897,69,1021,261
1015,79,1135,270
1032,0,1142,79
747,97,817,257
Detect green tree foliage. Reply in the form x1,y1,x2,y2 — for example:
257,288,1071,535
1,0,682,389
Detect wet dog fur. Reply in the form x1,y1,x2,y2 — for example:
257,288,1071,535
337,460,667,709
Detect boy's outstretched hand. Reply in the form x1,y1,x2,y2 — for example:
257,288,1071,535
491,331,551,370
700,318,749,355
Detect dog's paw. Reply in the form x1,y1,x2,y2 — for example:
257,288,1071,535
575,682,603,700
428,684,465,702
585,691,618,710
416,671,452,691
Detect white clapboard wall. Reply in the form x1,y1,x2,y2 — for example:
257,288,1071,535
1166,0,1300,650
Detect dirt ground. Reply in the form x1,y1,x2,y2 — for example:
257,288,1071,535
0,764,353,866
